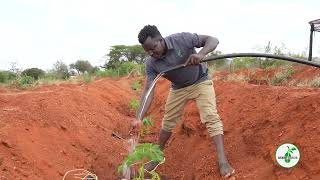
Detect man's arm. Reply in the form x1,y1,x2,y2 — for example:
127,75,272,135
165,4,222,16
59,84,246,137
198,35,219,56
135,78,155,120
186,35,219,65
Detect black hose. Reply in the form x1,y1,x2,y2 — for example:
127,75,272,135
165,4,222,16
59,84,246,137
161,53,320,74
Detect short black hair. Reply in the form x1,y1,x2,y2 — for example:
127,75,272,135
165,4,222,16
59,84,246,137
138,25,162,44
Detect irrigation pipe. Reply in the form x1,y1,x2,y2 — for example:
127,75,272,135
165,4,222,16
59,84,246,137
162,53,320,74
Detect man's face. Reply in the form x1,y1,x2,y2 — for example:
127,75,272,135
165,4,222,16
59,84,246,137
142,36,165,59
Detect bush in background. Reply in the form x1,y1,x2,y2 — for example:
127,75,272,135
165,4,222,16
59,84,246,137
269,68,295,85
21,68,45,80
97,62,145,78
0,71,16,83
51,61,70,79
82,73,93,84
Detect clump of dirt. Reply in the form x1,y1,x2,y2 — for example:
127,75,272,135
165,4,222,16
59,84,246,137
0,66,320,179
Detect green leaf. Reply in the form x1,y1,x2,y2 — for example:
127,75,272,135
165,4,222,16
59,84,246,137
118,143,164,178
117,164,124,173
142,118,153,127
285,152,291,163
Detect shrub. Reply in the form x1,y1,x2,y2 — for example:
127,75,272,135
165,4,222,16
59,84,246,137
99,69,120,77
19,76,35,86
96,70,108,78
100,62,145,78
82,74,93,84
0,71,16,83
10,76,35,89
310,76,320,88
52,61,70,79
269,68,295,85
297,76,320,88
21,68,45,80
260,59,293,69
231,57,258,70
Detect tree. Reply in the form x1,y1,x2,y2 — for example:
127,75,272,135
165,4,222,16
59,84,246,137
9,61,22,74
105,45,147,68
70,60,93,74
21,68,45,80
259,41,290,68
124,45,148,64
52,60,70,79
89,66,99,74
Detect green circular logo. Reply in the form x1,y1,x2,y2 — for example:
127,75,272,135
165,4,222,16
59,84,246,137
275,143,300,168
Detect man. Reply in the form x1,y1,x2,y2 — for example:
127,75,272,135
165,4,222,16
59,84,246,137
133,25,235,178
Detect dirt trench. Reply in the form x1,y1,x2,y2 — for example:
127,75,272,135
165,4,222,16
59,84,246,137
0,68,320,179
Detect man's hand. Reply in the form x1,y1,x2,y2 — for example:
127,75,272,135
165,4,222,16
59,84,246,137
184,53,205,66
130,118,142,133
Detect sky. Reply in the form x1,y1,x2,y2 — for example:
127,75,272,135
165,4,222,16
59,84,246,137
0,0,319,71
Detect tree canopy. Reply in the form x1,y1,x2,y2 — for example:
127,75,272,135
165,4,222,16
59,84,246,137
21,68,45,80
105,45,147,69
70,60,93,74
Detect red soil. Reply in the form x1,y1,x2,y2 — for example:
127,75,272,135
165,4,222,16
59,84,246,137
0,67,320,179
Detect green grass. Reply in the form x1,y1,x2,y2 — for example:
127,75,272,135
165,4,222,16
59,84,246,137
309,76,320,88
129,99,139,110
295,76,320,88
269,68,295,85
82,74,93,84
131,82,141,91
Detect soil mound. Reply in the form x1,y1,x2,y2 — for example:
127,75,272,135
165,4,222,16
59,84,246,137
0,67,319,179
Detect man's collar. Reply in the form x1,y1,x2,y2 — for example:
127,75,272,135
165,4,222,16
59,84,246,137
164,37,173,50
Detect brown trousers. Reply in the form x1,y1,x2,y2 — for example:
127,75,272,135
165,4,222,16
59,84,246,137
162,80,223,137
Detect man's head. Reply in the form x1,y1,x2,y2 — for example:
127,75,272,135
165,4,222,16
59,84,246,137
138,25,166,59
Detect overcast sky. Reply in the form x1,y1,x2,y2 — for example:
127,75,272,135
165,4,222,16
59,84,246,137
0,0,319,71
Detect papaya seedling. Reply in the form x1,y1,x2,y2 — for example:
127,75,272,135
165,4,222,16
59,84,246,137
131,82,142,91
129,99,140,111
118,143,164,180
140,117,154,136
